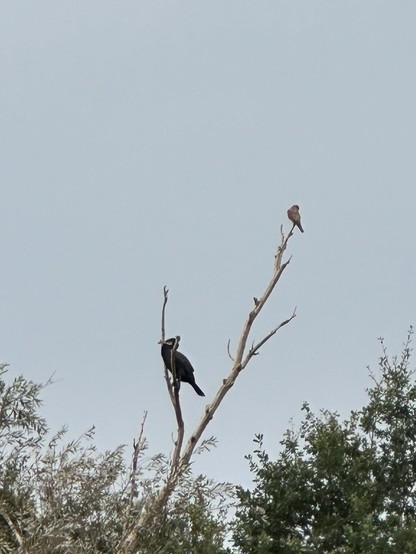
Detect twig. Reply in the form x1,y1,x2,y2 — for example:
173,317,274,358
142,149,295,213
227,339,235,362
116,412,148,550
242,307,297,369
161,286,169,342
132,411,148,474
43,370,58,387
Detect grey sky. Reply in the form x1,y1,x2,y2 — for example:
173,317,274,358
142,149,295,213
1,1,416,487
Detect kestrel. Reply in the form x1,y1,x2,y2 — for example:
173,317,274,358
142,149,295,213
287,204,304,233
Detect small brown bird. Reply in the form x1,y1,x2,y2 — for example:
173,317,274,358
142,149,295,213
287,204,304,233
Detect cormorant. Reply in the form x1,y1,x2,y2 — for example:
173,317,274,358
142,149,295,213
159,338,205,397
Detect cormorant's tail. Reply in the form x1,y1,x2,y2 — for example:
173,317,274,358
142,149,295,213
192,382,205,397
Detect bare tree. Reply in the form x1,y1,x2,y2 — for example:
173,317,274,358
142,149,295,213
119,221,299,553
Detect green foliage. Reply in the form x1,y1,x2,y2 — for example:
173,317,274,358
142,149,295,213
8,328,416,553
0,364,232,553
131,472,232,554
233,328,416,553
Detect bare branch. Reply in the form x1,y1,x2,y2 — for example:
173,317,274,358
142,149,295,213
180,226,296,467
160,287,175,405
132,411,148,473
234,228,293,370
163,368,175,404
241,307,297,369
171,337,185,470
159,294,185,467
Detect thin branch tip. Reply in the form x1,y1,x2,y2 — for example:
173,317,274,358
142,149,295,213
227,339,235,361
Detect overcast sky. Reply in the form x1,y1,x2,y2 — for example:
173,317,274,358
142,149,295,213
1,1,416,488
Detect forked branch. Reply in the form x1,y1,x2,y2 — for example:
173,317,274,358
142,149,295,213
179,225,296,466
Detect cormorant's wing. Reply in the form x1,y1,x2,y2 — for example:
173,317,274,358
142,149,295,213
176,351,195,374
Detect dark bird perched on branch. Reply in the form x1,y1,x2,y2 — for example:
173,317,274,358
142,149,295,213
159,338,205,397
287,204,304,233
